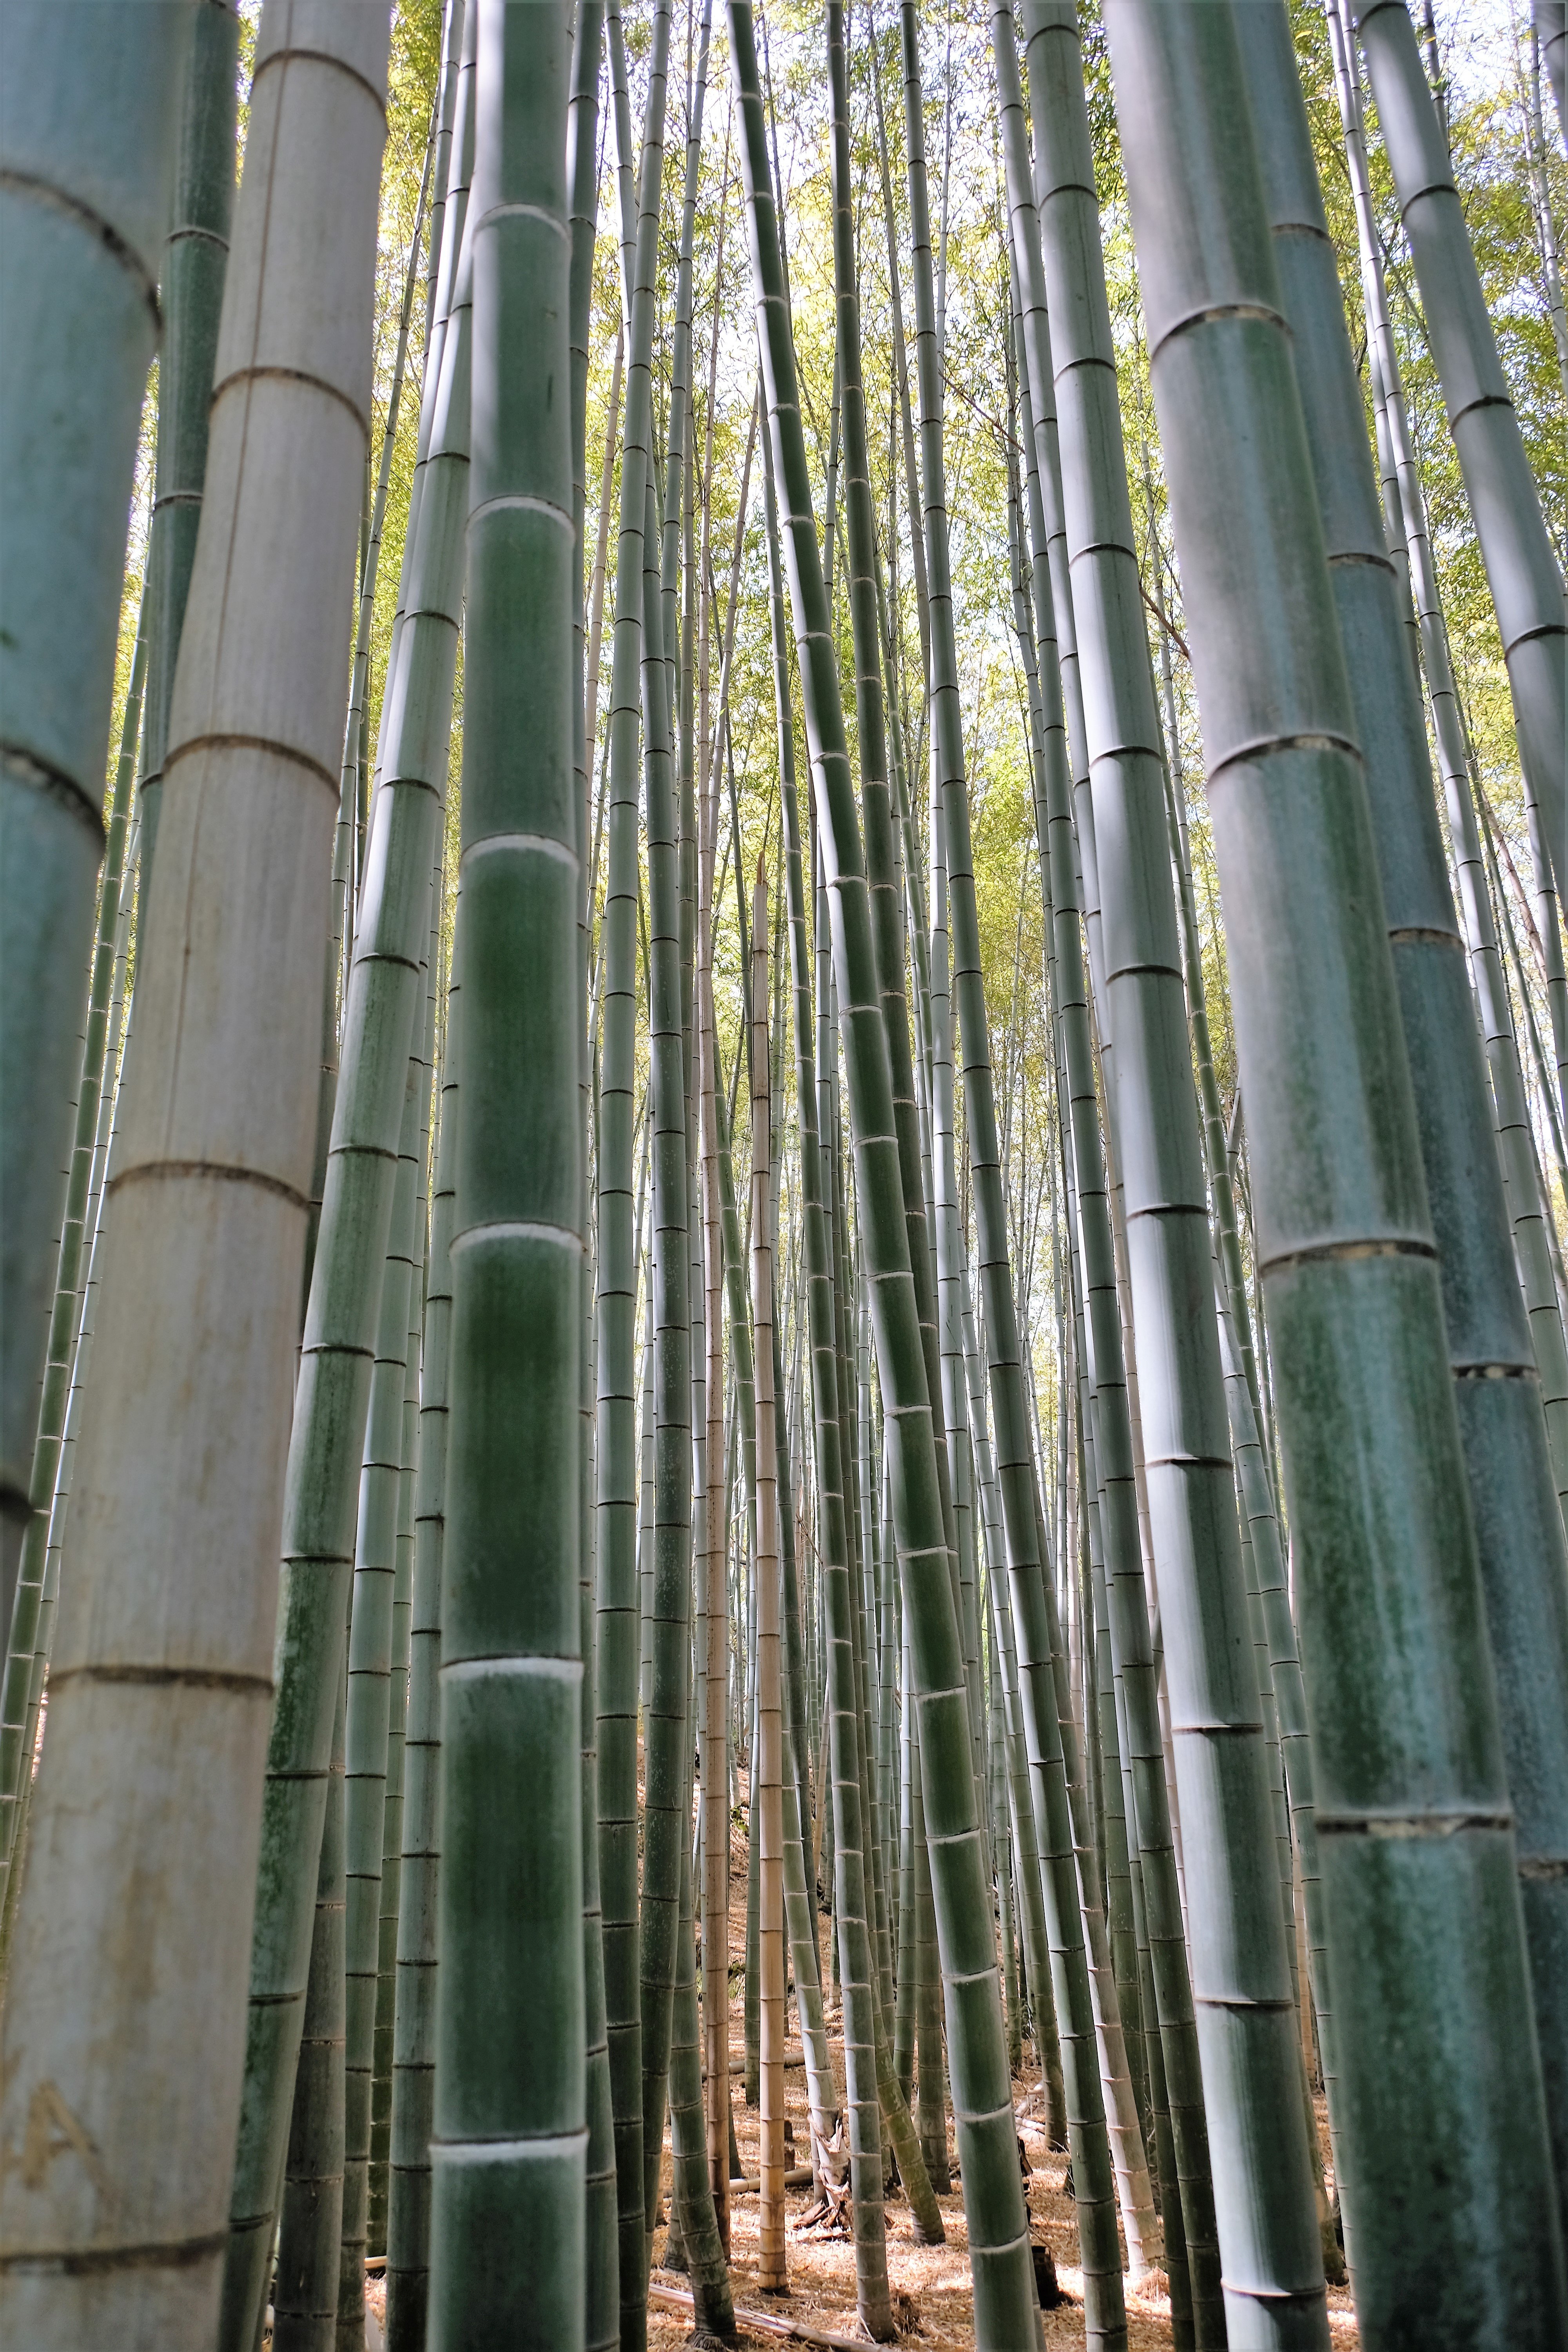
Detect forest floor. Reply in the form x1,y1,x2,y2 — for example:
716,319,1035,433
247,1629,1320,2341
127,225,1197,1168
638,1787,1363,2352
361,1766,1361,2352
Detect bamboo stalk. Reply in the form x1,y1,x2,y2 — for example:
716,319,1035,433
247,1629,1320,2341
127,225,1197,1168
596,18,670,2339
0,13,390,2341
385,942,459,2352
1107,4,1565,2341
1240,0,1568,2265
1355,0,1566,907
219,22,472,2339
753,864,789,2295
731,11,1040,2339
0,1,189,1639
429,7,583,2340
137,0,239,888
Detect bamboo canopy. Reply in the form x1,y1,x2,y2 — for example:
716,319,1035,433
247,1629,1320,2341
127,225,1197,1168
0,5,1565,2351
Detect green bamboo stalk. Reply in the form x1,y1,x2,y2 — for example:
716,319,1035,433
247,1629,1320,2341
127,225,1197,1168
1238,0,1568,2257
568,9,616,2347
989,1595,1024,2078
385,938,457,2352
219,27,472,2340
664,1788,738,2337
752,866,790,2293
1000,46,1214,2292
760,450,844,2159
368,1034,434,2256
763,425,894,2336
137,0,239,888
825,16,974,2233
1325,0,1568,1519
963,1286,1066,2147
637,434,706,2260
0,0,189,1637
313,39,446,1296
0,790,141,1976
273,1657,348,2352
0,13,389,2342
340,1036,430,2341
1354,0,1566,907
1539,0,1568,144
597,14,671,2334
0,625,145,1890
731,12,1039,2339
908,3,1148,2323
429,7,582,2341
1106,4,1567,2341
1026,11,1332,2341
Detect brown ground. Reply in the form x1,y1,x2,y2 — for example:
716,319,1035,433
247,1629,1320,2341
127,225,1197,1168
363,1764,1360,2350
640,1785,1361,2349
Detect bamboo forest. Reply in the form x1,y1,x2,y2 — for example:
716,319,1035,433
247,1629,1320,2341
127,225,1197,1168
2,0,1567,2347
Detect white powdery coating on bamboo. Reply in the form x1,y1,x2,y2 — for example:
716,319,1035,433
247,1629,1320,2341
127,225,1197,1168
0,9,388,2343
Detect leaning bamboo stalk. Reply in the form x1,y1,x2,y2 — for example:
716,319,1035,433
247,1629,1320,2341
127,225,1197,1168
907,5,1144,2324
1238,0,1568,2263
730,11,1038,2341
0,1,189,1638
699,659,731,2258
1106,5,1564,2342
218,25,474,2341
567,11,617,2347
0,13,389,2342
596,17,670,2337
766,425,895,2338
752,866,788,2296
1354,0,1566,907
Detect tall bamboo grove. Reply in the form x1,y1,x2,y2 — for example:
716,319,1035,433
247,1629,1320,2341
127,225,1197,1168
2,6,1566,2350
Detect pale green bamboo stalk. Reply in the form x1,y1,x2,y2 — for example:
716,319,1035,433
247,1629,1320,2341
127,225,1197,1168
0,1,189,1637
1107,4,1566,2340
0,15,389,2341
219,26,472,2340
